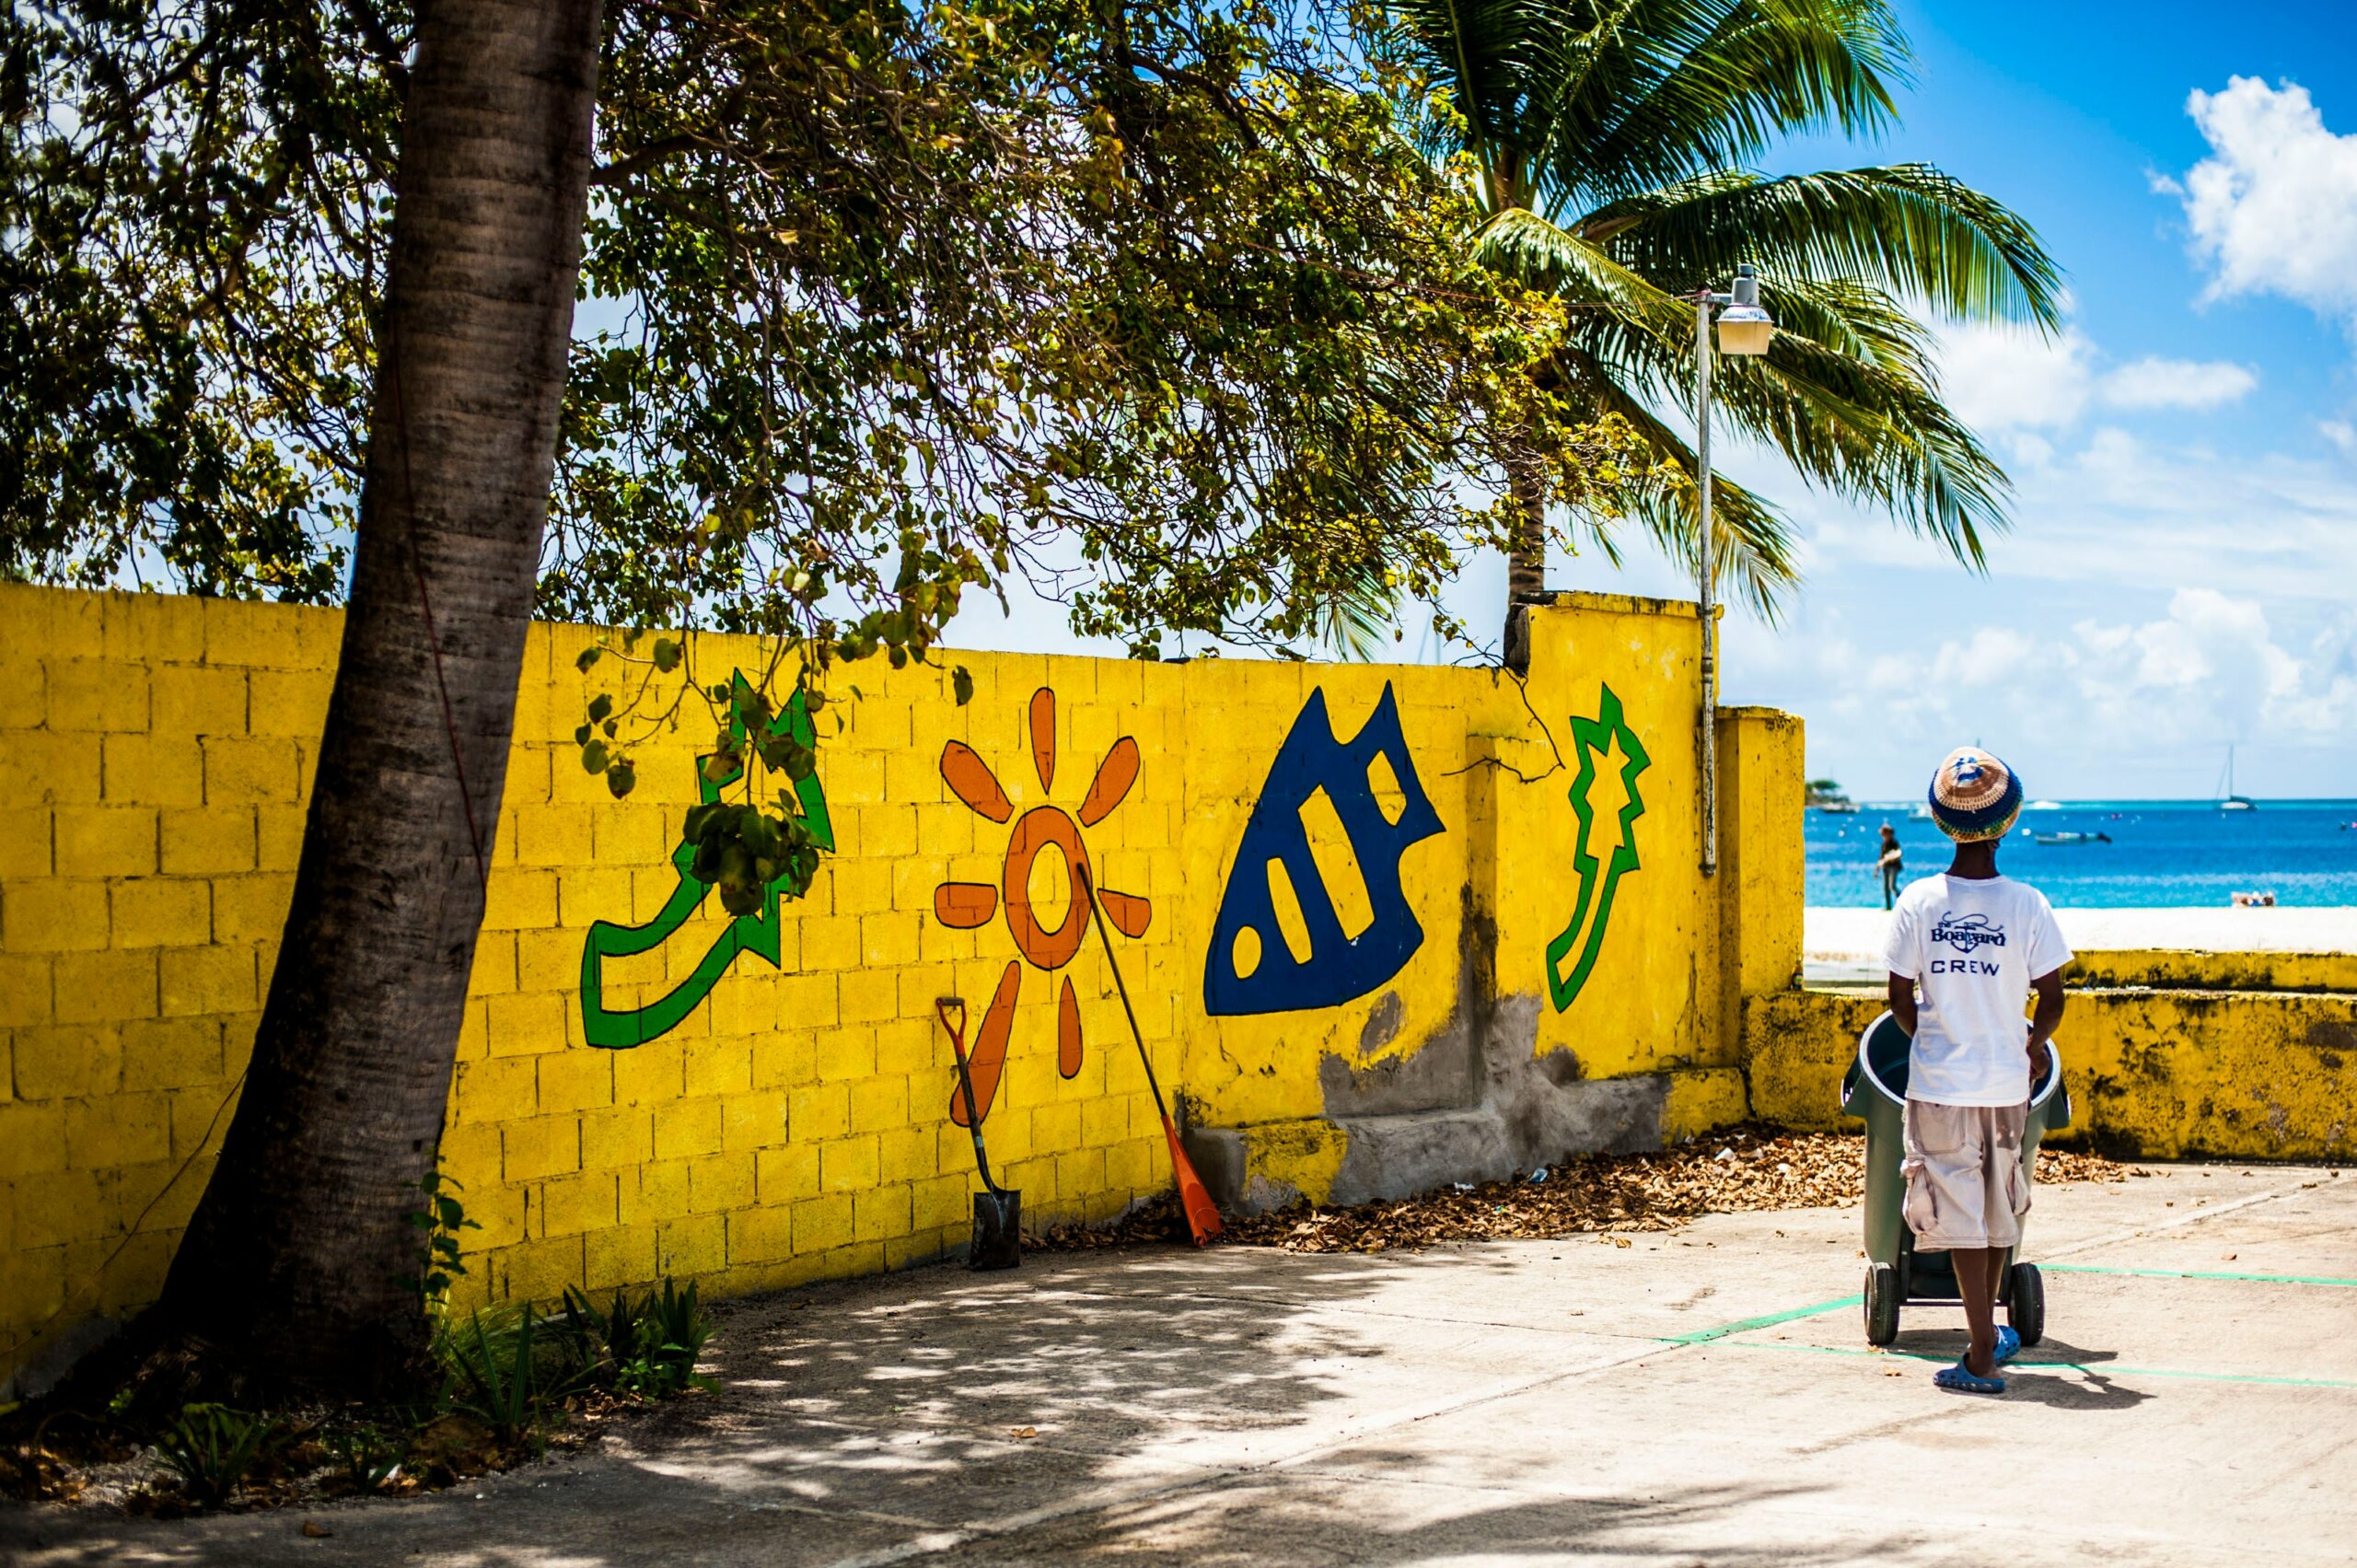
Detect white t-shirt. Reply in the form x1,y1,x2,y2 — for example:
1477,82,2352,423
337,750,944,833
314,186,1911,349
1884,874,2072,1107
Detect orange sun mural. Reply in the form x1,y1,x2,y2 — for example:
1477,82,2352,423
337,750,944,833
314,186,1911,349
933,687,1150,1126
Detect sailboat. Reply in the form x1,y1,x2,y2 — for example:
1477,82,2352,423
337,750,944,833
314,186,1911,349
2217,745,2256,811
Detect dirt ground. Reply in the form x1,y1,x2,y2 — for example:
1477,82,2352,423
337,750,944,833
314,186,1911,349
6,1159,2352,1566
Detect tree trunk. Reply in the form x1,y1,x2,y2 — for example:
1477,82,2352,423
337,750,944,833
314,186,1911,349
1501,443,1548,676
148,0,604,1398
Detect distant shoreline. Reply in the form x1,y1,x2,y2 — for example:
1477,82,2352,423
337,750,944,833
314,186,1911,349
1805,904,2357,961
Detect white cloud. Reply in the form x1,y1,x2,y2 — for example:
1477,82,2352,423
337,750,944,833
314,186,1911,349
2161,76,2357,331
2321,418,2357,457
1933,325,2255,433
2098,357,2258,410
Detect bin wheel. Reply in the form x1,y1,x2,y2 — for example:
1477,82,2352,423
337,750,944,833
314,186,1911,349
2008,1262,2045,1346
1864,1262,1900,1346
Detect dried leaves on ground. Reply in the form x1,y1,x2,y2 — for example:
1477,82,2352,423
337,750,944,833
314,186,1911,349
1039,1127,2147,1256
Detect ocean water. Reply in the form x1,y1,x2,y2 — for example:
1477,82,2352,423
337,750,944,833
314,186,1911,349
1805,799,2357,909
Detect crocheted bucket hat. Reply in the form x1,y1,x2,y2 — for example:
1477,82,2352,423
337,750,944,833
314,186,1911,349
1927,747,2023,842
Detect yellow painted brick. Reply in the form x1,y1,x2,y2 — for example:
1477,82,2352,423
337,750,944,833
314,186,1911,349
622,1161,691,1225
773,971,839,1030
1104,1136,1156,1192
793,1193,853,1255
3,880,110,952
656,1214,727,1279
682,1037,751,1098
877,1124,936,1186
653,1098,723,1161
1082,1096,1131,1150
819,1133,879,1193
789,1083,849,1144
168,1078,242,1159
469,932,517,998
46,658,150,732
255,805,306,871
480,869,558,931
579,1107,654,1171
0,1237,69,1329
246,668,333,738
729,1204,795,1265
0,807,52,882
99,734,203,807
11,1167,104,1248
721,1090,787,1153
484,990,568,1056
4,733,103,811
836,967,900,1025
756,1143,819,1204
158,944,256,1016
584,1223,659,1291
687,1152,756,1214
54,948,159,1023
799,915,860,971
453,1056,540,1124
151,665,249,735
749,1030,817,1091
11,1025,119,1099
513,928,580,993
830,858,893,916
503,1115,581,1182
64,1091,170,1168
555,866,633,929
815,1026,877,1084
859,912,923,970
536,1171,620,1238
588,805,668,865
201,736,298,804
852,1185,911,1243
206,878,286,948
110,878,211,947
52,807,157,878
463,1182,530,1251
1056,1146,1105,1200
453,996,490,1062
911,1174,971,1232
435,1121,505,1188
857,804,919,860
612,1037,685,1106
847,1074,910,1135
0,1102,69,1175
1031,1101,1082,1156
537,1049,612,1114
0,951,54,1026
511,804,593,867
496,1236,586,1307
158,807,257,876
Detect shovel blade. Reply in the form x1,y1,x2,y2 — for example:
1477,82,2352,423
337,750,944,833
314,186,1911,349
969,1190,1022,1271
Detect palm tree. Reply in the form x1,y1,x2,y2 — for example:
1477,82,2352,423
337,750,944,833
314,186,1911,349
1380,0,2061,667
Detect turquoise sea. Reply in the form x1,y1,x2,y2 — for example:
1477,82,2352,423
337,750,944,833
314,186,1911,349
1805,799,2357,909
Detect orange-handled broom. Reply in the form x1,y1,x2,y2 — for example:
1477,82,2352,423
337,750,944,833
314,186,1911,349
1078,865,1224,1246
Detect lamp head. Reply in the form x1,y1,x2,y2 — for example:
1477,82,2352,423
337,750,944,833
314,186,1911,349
1716,264,1775,356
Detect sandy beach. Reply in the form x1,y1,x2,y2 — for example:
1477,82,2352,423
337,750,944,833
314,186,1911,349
1805,903,2357,963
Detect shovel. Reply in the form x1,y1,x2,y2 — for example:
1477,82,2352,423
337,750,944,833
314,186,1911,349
936,997,1021,1271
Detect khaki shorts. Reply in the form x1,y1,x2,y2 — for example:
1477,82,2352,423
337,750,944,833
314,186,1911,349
1901,1099,2031,1252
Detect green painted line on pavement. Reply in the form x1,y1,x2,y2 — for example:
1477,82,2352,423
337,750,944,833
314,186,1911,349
1656,1295,1862,1345
2044,1263,2357,1289
1705,1337,2357,1391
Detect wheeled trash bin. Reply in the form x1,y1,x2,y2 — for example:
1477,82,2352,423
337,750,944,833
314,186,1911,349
1840,1010,2070,1347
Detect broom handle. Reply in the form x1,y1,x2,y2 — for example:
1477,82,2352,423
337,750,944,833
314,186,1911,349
1077,865,1171,1124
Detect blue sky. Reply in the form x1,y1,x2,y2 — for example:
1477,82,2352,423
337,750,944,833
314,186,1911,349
949,1,2357,802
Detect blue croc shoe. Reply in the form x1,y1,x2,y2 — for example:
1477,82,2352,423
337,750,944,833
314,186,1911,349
1934,1361,2006,1396
1993,1327,2022,1365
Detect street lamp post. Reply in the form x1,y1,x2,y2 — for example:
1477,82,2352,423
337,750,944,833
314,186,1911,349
1694,264,1774,877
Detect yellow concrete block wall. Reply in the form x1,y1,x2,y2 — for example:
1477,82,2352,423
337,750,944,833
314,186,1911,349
2,584,1801,1388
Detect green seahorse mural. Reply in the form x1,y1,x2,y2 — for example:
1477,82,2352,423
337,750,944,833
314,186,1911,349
1545,683,1650,1012
578,674,833,1048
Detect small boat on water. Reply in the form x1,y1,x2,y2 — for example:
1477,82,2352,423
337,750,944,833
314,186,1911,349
2023,799,2063,811
2217,745,2255,810
2032,830,2111,845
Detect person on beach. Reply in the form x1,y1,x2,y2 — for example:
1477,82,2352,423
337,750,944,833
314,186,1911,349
1875,823,1904,910
1885,747,2069,1395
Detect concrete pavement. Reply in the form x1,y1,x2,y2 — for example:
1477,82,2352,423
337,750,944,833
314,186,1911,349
6,1161,2352,1566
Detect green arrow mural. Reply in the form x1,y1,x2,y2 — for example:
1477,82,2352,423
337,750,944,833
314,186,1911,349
1544,683,1650,1013
578,673,833,1048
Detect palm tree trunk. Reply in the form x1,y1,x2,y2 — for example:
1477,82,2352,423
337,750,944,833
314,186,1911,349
1501,441,1548,676
147,0,604,1398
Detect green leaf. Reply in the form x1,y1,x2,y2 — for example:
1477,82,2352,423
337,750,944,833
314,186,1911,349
606,761,636,798
582,739,610,773
588,693,613,722
576,647,602,673
653,638,679,672
951,666,974,706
